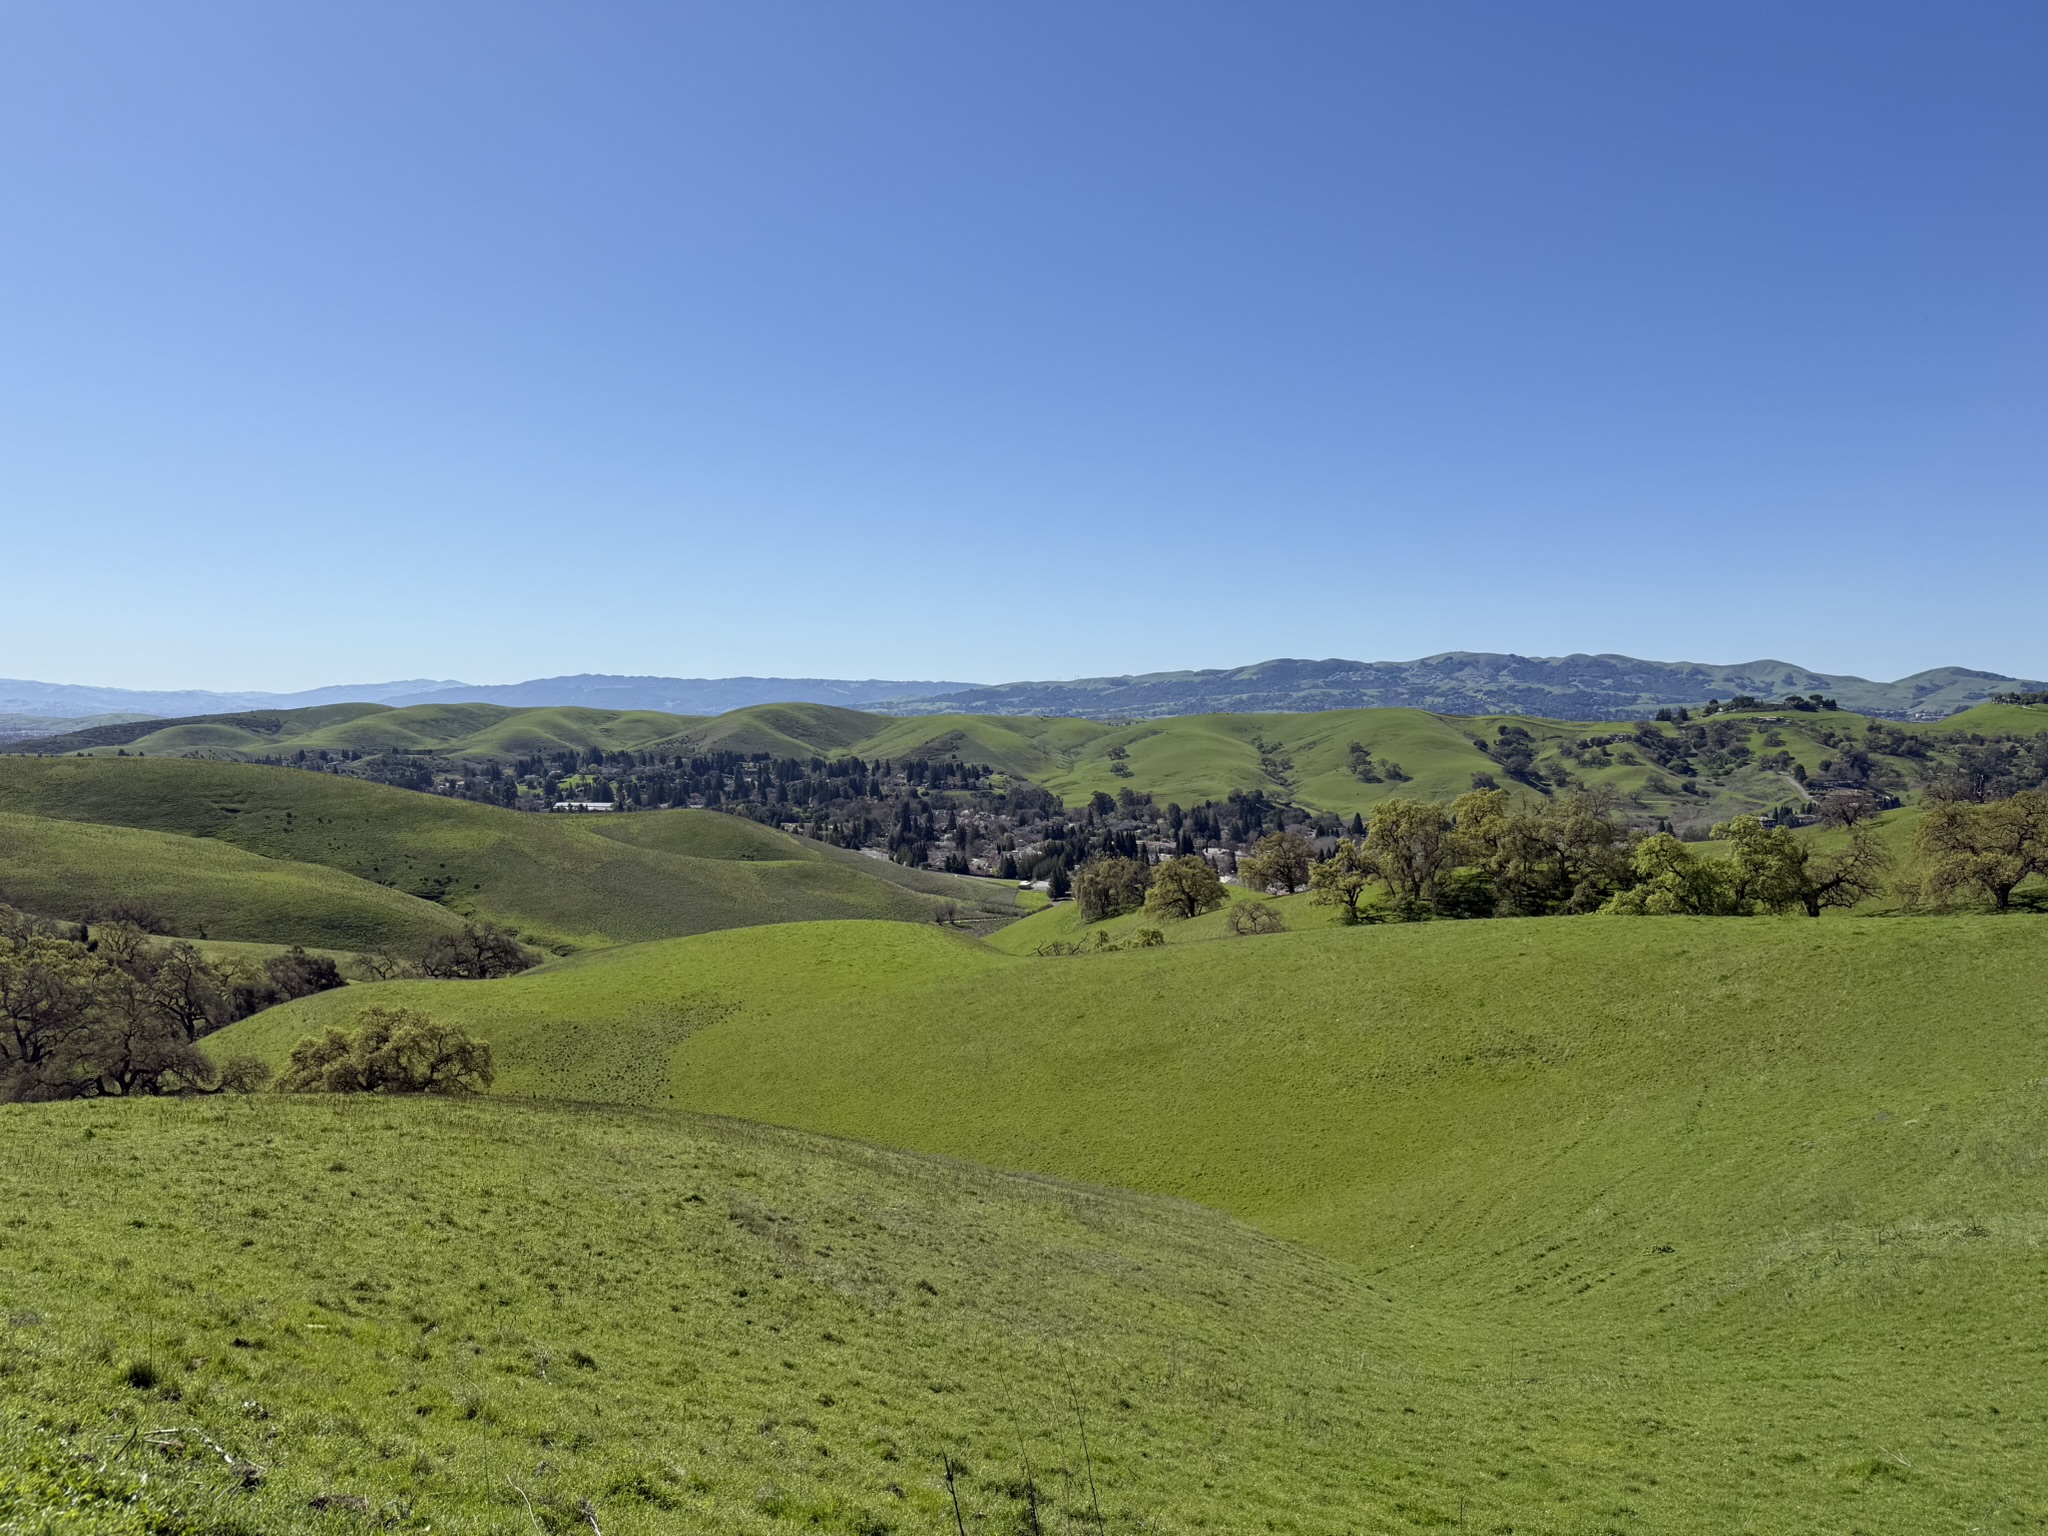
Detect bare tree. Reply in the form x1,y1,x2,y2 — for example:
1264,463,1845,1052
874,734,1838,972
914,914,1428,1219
1225,901,1287,936
1815,790,1881,830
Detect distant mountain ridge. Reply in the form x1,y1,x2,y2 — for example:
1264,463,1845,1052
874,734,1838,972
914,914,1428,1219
897,653,2046,721
382,674,981,714
2,655,2040,726
0,678,468,719
0,674,979,721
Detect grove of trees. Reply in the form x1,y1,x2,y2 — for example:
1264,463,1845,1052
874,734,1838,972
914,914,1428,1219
0,901,540,1102
0,909,292,1100
1062,777,2045,930
1603,818,1891,917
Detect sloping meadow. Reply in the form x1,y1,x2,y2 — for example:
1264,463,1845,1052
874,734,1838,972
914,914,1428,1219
215,913,2048,1530
0,758,1010,951
3,1096,1458,1535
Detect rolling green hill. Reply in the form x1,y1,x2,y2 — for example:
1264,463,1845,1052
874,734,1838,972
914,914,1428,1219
660,701,883,758
579,802,997,906
648,701,1906,829
0,710,159,745
19,696,2043,838
0,1096,1429,1535
8,702,392,755
0,810,463,949
1909,699,2048,736
11,701,709,761
0,759,1013,950
846,704,1943,830
213,914,2048,1529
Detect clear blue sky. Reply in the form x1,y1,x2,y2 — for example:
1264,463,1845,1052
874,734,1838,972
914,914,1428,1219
4,2,2043,690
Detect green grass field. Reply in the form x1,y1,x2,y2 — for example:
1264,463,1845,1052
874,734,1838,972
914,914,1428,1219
0,1096,1428,1535
206,914,2048,1530
0,758,1013,951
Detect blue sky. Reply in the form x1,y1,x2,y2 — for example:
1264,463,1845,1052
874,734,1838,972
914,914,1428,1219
3,2,2043,690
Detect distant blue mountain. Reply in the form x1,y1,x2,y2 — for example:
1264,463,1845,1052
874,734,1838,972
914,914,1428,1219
883,654,2048,721
383,675,981,714
0,673,978,720
0,677,466,719
2,655,2039,725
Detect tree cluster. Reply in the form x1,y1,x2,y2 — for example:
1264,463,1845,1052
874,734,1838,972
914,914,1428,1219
352,922,538,983
1346,742,1409,783
1697,693,1838,716
1601,818,1891,917
0,910,299,1100
1074,856,1153,922
1254,790,1918,925
1325,790,1640,920
1922,739,2048,804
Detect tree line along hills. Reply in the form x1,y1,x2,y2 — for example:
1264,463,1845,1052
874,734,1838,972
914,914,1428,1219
1,691,2046,1532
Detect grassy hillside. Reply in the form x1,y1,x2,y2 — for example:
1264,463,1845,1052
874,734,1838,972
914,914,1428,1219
22,697,2041,836
979,883,1351,954
583,806,1016,906
303,704,708,759
697,704,1505,811
661,702,1971,830
218,915,2048,1529
0,710,158,744
221,915,2048,1262
0,809,462,949
0,1096,1432,1535
850,712,1107,780
217,924,999,1103
660,702,882,758
14,701,706,760
1910,699,2048,736
0,759,1013,951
